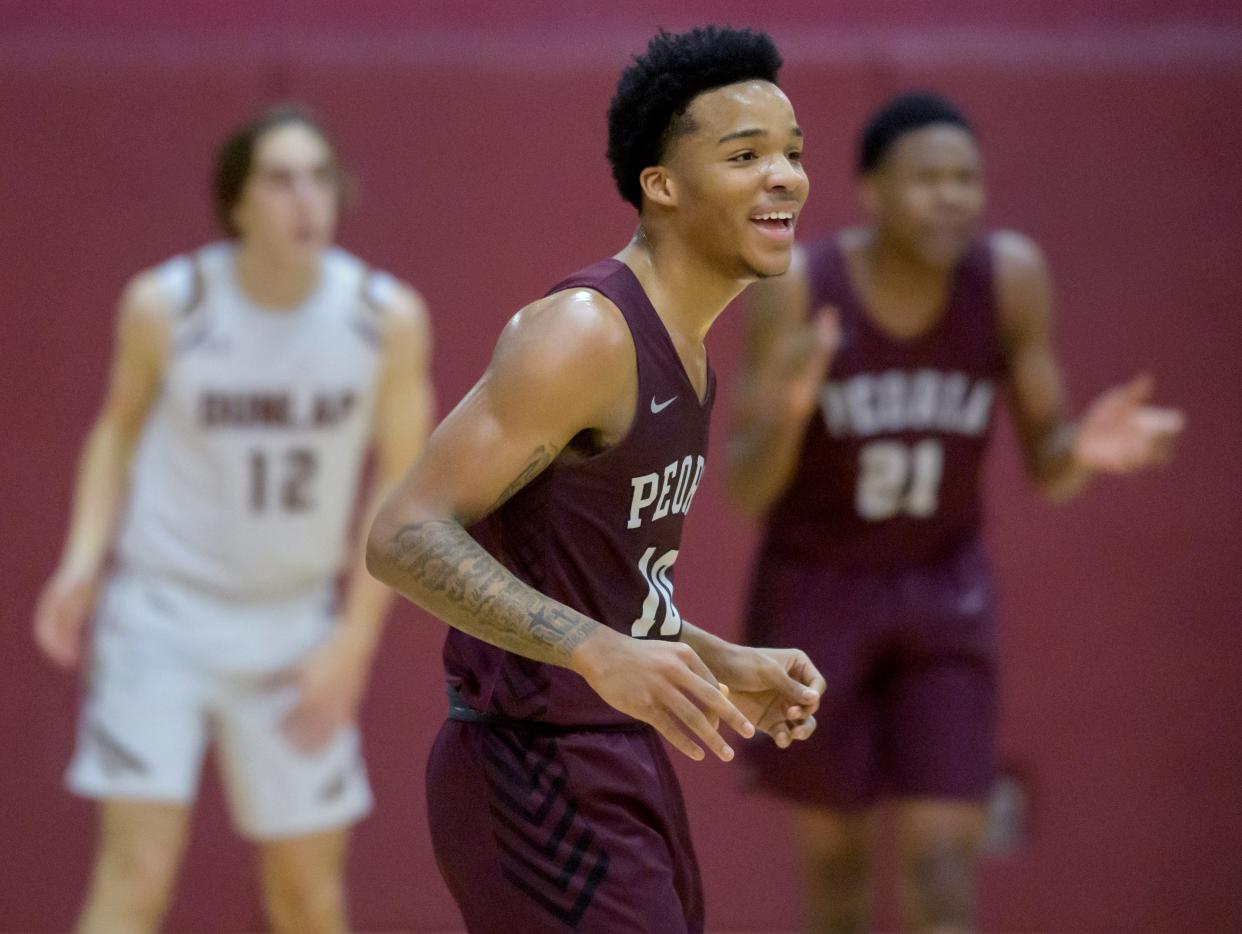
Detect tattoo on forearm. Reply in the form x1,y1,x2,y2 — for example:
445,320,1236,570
375,518,597,664
485,444,556,514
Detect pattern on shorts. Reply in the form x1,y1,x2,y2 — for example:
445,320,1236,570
89,720,150,777
482,726,609,929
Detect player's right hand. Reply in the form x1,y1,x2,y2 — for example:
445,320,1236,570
571,628,756,762
33,566,98,668
776,305,840,418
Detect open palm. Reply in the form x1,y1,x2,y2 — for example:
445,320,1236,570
1075,373,1184,473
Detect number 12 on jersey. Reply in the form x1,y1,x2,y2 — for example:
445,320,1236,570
249,447,318,513
856,439,944,520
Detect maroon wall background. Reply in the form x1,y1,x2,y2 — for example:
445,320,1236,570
3,3,1240,931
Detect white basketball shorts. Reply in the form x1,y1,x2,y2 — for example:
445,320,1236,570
66,574,373,840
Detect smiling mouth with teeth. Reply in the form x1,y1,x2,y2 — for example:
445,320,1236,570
751,211,795,231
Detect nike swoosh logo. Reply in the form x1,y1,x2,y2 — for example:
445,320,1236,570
650,396,677,414
958,589,987,614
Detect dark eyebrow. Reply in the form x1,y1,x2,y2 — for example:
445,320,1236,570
718,126,804,145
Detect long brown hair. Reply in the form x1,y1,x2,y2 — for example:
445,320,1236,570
213,104,346,237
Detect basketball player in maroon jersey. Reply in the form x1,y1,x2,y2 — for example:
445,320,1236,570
367,26,825,933
728,92,1184,933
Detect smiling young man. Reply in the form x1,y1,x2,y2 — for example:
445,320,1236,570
33,106,432,934
728,91,1184,933
366,26,824,934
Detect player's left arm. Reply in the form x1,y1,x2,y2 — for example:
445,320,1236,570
283,283,433,752
678,621,824,748
996,231,1184,502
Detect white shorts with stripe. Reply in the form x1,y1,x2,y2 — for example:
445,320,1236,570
66,574,373,840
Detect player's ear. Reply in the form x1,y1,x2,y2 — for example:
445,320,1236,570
858,174,881,219
229,200,249,239
639,166,676,209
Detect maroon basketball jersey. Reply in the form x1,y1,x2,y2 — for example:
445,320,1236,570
760,234,1006,566
444,258,714,726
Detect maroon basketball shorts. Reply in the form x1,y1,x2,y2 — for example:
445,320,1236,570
426,717,704,933
741,540,997,808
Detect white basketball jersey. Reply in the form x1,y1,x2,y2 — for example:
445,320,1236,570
116,242,394,600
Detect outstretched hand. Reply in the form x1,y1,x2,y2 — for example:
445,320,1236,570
1074,373,1184,474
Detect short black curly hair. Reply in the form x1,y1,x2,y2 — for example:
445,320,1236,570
607,26,783,210
858,91,972,175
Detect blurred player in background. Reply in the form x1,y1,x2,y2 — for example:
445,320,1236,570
367,26,824,934
33,105,432,934
728,92,1183,933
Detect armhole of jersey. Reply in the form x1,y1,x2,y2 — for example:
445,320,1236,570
350,266,394,350
574,280,647,469
554,276,648,414
803,236,838,321
360,267,398,314
702,361,717,409
158,252,205,320
976,234,1007,372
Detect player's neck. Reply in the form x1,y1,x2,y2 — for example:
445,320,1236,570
848,229,954,337
616,226,745,344
864,231,953,293
232,242,324,311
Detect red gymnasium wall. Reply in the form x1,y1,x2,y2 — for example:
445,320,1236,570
2,3,1239,931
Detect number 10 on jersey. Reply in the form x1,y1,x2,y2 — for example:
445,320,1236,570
631,546,682,638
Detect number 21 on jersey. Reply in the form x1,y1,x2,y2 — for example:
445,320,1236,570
856,439,944,520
